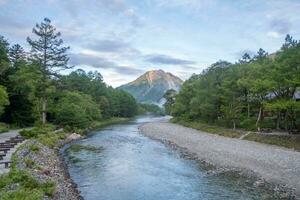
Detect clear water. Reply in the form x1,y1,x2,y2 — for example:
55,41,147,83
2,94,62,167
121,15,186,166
63,116,291,200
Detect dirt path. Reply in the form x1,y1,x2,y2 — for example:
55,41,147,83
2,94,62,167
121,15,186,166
140,122,300,196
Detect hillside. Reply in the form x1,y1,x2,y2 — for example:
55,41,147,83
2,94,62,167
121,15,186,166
118,70,183,103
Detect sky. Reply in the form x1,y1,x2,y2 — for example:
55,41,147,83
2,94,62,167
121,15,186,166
0,0,300,87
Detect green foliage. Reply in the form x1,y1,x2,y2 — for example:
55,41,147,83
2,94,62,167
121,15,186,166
0,18,138,130
138,103,164,115
52,91,101,128
172,35,300,133
0,168,56,200
20,125,67,148
29,144,40,152
0,122,9,133
163,89,177,114
90,117,129,130
0,85,9,116
20,124,55,139
239,117,257,131
244,133,300,151
172,118,242,138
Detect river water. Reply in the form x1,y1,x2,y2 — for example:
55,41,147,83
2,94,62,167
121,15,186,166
63,116,289,200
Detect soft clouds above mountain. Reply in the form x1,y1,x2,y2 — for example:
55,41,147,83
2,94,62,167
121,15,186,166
0,0,300,86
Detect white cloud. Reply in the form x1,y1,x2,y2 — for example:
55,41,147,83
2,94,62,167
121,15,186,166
0,0,7,5
267,31,281,39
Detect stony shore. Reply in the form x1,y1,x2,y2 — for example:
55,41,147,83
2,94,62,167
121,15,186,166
0,131,83,200
13,140,83,200
140,122,300,198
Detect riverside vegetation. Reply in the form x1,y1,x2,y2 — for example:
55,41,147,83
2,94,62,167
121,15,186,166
0,18,159,200
165,35,300,150
0,18,139,131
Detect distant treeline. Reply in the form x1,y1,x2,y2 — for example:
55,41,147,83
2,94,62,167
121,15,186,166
166,35,300,132
138,103,164,116
0,18,138,129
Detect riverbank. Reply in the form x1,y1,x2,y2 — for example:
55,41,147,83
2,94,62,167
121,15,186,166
0,117,130,199
0,136,83,199
140,122,300,198
173,119,300,151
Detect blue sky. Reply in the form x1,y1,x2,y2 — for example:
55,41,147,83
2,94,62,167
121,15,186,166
1,0,300,87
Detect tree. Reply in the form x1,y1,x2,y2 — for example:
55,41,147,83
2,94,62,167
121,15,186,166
53,91,101,128
163,89,177,114
255,48,268,60
27,18,71,124
0,86,9,116
9,44,26,68
239,53,251,64
0,36,10,85
171,35,300,133
281,34,298,50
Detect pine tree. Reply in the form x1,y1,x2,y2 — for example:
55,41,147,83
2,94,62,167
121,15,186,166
9,44,26,67
27,18,71,124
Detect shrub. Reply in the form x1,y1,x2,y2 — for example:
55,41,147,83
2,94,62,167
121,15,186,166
239,117,257,131
0,122,9,133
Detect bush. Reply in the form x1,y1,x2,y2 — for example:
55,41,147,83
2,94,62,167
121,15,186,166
0,122,9,133
239,117,257,131
261,117,275,130
20,124,55,139
0,169,56,199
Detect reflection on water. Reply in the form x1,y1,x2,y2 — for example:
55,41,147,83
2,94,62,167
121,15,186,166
63,115,291,200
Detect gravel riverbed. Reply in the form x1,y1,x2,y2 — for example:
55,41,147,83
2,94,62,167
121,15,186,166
13,140,83,200
140,122,300,197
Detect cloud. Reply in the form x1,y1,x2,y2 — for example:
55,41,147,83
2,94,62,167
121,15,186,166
69,53,144,75
267,31,281,39
87,40,128,52
60,0,143,27
270,18,291,34
145,54,196,65
85,39,140,55
0,0,7,5
267,18,291,39
154,0,217,11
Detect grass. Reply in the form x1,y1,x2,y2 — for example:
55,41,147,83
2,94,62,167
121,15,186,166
20,125,68,148
0,122,9,133
172,119,242,138
0,168,56,200
172,118,300,151
0,139,57,199
243,133,300,151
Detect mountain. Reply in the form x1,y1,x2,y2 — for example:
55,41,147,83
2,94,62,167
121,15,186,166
118,69,183,104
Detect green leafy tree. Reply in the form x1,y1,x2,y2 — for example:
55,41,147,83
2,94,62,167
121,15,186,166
0,85,9,116
53,91,101,128
163,89,177,114
0,36,10,85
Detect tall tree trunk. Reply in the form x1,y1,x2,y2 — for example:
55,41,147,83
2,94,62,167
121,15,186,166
276,111,280,130
256,106,262,132
284,110,288,131
233,120,236,130
247,103,250,118
42,98,47,124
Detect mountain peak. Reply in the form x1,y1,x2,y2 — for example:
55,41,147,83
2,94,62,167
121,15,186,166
118,69,183,103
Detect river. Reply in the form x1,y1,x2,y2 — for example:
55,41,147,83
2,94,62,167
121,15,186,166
63,115,288,200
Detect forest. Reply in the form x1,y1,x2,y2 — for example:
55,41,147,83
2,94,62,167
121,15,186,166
0,18,138,131
167,35,300,133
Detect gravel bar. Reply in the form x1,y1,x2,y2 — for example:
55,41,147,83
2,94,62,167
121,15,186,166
140,122,300,196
